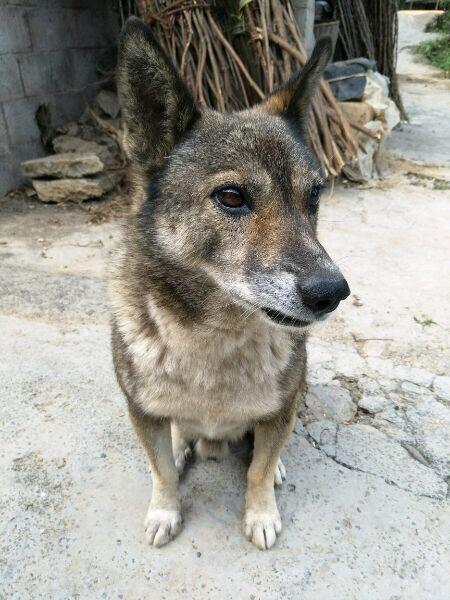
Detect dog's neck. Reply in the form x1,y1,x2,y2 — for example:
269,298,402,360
148,255,257,334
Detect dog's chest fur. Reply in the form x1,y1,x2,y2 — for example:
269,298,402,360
111,279,294,439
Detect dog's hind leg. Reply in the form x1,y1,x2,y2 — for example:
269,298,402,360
129,407,182,547
195,438,229,461
171,422,192,474
244,404,297,550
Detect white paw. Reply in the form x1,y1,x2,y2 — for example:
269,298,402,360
144,508,182,547
174,446,192,474
274,458,286,486
243,508,282,550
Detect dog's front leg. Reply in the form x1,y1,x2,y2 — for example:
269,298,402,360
244,407,296,550
129,410,182,547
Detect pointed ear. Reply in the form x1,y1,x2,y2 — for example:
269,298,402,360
117,17,199,173
265,37,332,135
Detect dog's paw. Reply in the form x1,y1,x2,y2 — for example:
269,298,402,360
195,438,229,461
243,508,282,550
144,508,182,547
274,458,286,486
174,445,192,474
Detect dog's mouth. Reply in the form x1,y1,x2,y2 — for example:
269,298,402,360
261,307,309,328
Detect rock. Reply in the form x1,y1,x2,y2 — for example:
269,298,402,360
306,419,337,457
306,366,336,386
335,424,446,499
401,381,430,397
373,407,405,429
377,378,398,393
333,348,366,378
22,153,104,179
373,422,416,446
367,356,395,379
339,101,375,126
58,121,79,136
52,135,115,166
361,339,385,357
96,90,120,119
305,385,356,423
393,365,433,388
371,406,415,444
358,376,380,395
404,400,450,479
307,340,332,365
433,375,450,401
32,173,121,203
358,395,393,414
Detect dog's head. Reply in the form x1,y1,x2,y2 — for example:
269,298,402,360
118,17,350,329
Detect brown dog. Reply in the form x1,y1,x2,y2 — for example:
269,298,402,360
110,17,350,550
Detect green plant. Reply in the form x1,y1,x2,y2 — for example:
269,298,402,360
414,315,438,327
425,0,450,34
419,36,450,73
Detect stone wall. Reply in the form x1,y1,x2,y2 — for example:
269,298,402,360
0,0,119,193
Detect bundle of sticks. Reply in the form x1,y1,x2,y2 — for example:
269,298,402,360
134,0,362,178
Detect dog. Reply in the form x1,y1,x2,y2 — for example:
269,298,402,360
110,16,350,550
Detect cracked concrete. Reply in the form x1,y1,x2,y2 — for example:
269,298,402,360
1,13,450,600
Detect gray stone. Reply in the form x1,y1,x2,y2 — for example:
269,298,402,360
433,376,450,401
367,356,395,379
52,135,114,166
0,108,9,156
333,348,366,378
374,407,406,429
335,424,447,499
32,173,121,203
305,385,357,423
0,54,24,102
401,381,430,396
0,6,31,54
18,50,75,97
22,153,104,179
358,376,380,395
405,400,450,479
2,97,42,145
306,419,337,457
372,403,416,444
373,422,416,446
358,395,393,414
393,365,434,387
306,366,336,386
96,90,120,119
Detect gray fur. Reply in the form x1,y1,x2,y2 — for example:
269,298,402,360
110,18,348,550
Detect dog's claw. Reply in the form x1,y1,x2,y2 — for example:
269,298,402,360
274,458,286,486
144,508,182,547
243,509,282,550
174,446,191,474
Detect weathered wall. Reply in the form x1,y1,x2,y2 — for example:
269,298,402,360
0,0,119,193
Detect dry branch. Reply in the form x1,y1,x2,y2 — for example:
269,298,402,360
136,0,358,179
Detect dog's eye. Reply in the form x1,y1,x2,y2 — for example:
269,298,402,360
308,185,322,214
213,187,249,214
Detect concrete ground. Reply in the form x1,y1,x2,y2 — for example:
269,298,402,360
1,12,449,600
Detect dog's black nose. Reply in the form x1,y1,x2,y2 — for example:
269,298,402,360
299,275,350,316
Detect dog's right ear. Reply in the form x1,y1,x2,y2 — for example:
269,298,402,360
264,37,332,137
117,17,199,174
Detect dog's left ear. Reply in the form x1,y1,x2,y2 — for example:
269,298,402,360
117,17,199,174
265,37,332,136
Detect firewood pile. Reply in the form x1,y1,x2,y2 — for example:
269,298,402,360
135,0,364,179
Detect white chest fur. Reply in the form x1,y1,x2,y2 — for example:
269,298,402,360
117,298,293,437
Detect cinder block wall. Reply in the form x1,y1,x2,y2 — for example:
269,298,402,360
0,0,119,193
